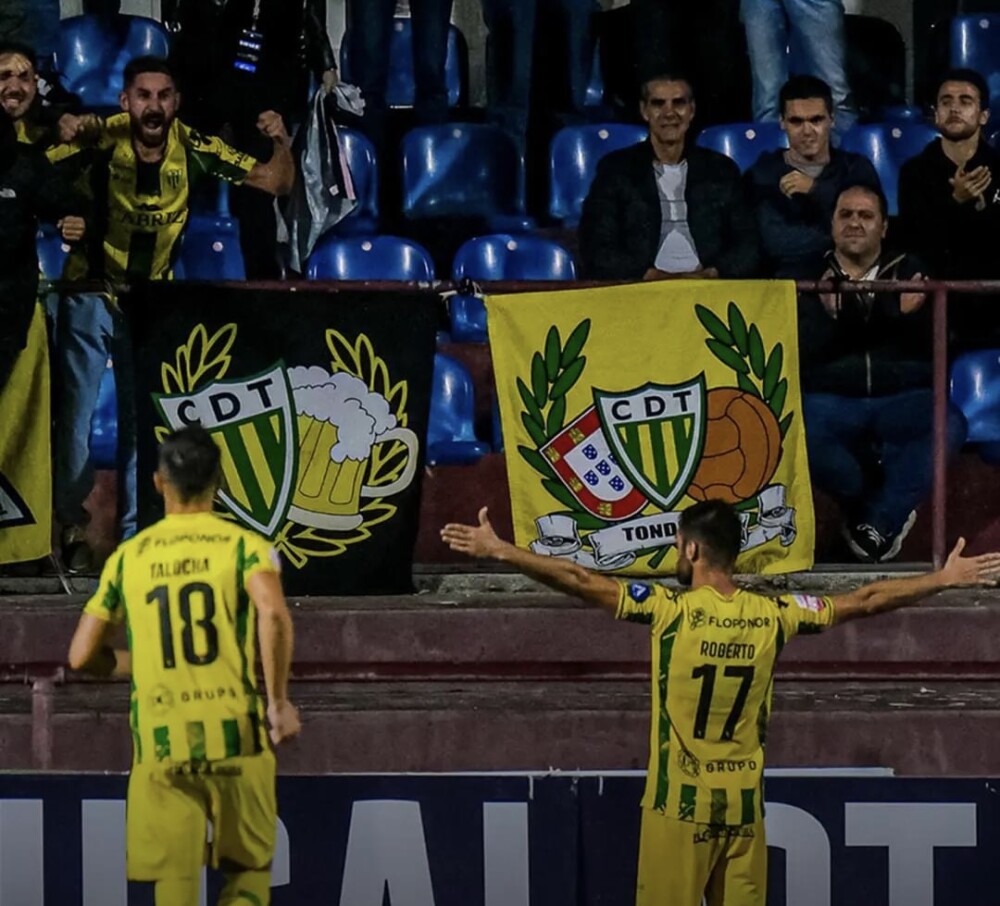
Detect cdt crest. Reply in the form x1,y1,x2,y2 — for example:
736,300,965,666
594,376,707,511
154,364,297,538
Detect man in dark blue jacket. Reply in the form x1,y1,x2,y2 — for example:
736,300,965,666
744,75,880,278
578,73,760,281
799,183,966,562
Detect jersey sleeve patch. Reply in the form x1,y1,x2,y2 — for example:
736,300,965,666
791,594,826,613
628,582,652,603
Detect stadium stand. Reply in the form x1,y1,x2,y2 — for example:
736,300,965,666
306,234,436,281
56,14,170,110
426,353,490,465
950,14,1000,115
695,121,788,172
547,123,647,226
329,127,380,236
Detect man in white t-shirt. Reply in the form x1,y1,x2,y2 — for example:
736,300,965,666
579,73,759,280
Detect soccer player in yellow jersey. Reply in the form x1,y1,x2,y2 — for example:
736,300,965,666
68,426,300,906
441,500,1000,906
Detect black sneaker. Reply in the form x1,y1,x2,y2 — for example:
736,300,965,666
846,523,888,563
61,525,94,574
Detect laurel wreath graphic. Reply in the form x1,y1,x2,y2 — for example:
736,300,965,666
157,325,410,569
515,318,613,531
695,302,793,437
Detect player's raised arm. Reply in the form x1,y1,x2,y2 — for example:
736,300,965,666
246,570,300,744
243,110,295,196
831,537,1000,624
441,507,621,613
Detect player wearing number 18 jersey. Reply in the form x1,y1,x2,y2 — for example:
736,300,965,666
441,499,1000,906
69,426,299,906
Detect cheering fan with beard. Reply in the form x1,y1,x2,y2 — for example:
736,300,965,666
43,55,295,574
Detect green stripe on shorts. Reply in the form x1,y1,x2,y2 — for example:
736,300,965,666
153,725,171,761
186,720,207,761
741,787,756,825
679,784,697,821
710,788,729,826
222,719,241,758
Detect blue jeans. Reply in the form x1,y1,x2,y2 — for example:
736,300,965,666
51,294,136,539
740,0,856,136
803,390,967,537
348,0,454,149
481,0,596,147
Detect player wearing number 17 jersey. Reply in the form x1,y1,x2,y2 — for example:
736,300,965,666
441,500,1000,906
69,426,299,906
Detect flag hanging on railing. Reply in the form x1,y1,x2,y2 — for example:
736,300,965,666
127,284,438,595
487,281,815,575
0,304,52,564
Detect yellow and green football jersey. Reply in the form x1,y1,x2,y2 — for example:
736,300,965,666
616,581,835,826
84,511,279,765
48,114,256,281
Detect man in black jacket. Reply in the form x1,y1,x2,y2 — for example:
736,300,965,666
0,108,85,390
578,73,759,281
744,75,880,278
800,184,967,562
898,68,1000,345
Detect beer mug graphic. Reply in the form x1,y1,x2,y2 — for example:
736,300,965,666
287,367,419,531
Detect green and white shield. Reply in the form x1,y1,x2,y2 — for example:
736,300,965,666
154,364,297,538
594,375,707,511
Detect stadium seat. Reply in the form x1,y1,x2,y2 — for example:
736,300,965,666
839,123,938,216
584,41,604,107
330,127,379,236
36,227,70,280
548,123,647,226
449,234,577,342
950,350,1000,443
340,16,467,108
306,235,435,281
695,122,788,172
173,214,245,280
426,353,490,465
401,124,531,230
950,15,1000,115
879,104,927,123
89,359,118,470
57,15,171,110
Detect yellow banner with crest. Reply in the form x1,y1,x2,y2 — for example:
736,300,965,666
487,281,814,574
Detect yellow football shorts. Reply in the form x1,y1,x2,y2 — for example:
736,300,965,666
635,807,767,906
126,750,277,881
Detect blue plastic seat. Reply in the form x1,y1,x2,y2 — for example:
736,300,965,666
36,227,71,280
427,353,490,465
950,15,1000,114
340,16,467,108
584,41,603,107
173,214,245,280
878,104,927,123
548,123,647,226
57,15,170,109
450,234,577,342
330,127,379,236
306,235,435,281
89,359,118,470
839,122,938,216
950,350,1000,443
695,122,789,172
401,124,530,230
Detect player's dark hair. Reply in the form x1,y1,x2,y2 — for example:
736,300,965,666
836,182,888,220
158,426,221,501
678,500,742,569
641,72,696,102
0,41,38,69
779,74,833,116
123,55,175,89
935,68,990,111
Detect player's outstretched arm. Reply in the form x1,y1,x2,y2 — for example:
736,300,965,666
67,614,131,677
832,538,1000,624
246,571,301,745
441,506,621,613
